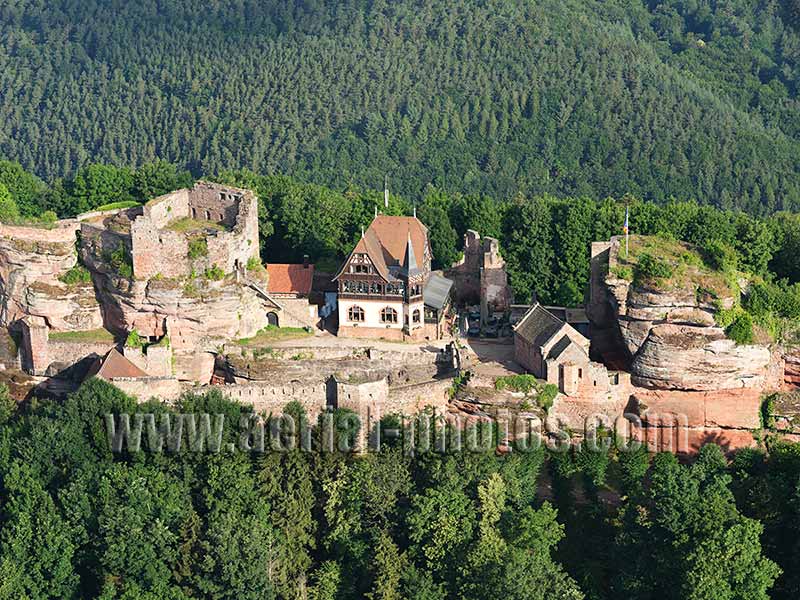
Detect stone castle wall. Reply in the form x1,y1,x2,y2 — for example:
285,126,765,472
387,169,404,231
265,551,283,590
186,183,241,227
130,221,189,280
130,182,259,280
20,318,115,376
142,189,191,229
123,344,172,378
269,296,319,329
212,373,450,424
386,378,450,414
215,382,330,421
447,230,512,318
106,376,184,402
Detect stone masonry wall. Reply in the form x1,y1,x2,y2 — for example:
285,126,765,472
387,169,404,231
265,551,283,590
271,296,319,329
142,189,190,230
107,377,184,402
213,382,329,421
386,378,450,415
186,183,241,226
130,182,259,280
130,220,189,280
447,230,511,319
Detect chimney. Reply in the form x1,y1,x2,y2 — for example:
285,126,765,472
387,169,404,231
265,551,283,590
303,254,310,269
384,175,389,209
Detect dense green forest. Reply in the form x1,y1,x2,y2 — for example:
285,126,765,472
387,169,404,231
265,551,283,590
2,378,800,600
2,0,800,213
2,157,800,320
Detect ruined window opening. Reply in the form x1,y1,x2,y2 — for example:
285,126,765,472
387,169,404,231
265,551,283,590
205,210,211,220
578,368,583,379
191,207,197,219
413,309,421,324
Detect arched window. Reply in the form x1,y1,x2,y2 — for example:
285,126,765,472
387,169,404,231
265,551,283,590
348,306,365,322
412,309,421,324
381,307,398,324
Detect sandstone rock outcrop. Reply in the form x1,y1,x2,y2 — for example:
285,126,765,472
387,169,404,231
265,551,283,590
0,182,279,384
88,269,271,349
0,221,103,330
600,237,778,392
584,235,790,453
631,323,773,391
787,350,800,387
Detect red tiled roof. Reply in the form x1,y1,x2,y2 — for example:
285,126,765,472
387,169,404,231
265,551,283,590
336,215,428,282
367,215,427,267
89,348,149,380
266,263,315,295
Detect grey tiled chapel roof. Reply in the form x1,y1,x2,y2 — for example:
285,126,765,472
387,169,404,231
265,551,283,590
547,335,588,361
513,303,565,348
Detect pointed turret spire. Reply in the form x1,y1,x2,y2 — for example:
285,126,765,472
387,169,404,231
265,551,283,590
401,228,421,279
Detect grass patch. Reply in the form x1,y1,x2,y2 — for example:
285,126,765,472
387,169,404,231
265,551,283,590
59,265,92,285
616,235,734,298
166,217,228,233
49,328,115,343
203,264,225,281
495,374,559,410
236,325,312,346
188,237,208,259
94,200,140,212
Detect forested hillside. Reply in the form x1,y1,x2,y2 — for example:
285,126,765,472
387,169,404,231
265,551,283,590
2,0,800,213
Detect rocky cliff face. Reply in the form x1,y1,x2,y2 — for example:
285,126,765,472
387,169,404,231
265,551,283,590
87,269,271,351
787,350,800,387
0,221,103,330
75,213,273,350
601,240,779,393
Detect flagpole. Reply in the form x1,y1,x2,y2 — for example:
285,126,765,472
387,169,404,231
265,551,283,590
624,201,630,259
